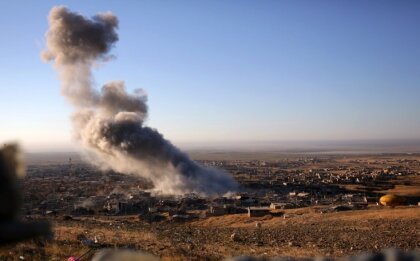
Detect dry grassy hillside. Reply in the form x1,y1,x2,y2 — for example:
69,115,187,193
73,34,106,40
1,206,418,260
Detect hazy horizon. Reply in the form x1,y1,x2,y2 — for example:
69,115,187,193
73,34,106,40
19,138,420,154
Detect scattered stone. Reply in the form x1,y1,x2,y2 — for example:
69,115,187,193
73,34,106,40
231,233,240,242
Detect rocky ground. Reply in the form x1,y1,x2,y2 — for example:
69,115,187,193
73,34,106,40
0,206,418,260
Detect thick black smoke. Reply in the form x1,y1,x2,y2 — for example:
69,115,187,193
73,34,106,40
42,6,238,196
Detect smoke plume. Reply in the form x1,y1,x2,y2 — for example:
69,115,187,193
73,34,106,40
42,6,238,196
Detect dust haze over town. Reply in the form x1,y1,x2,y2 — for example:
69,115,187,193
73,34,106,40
0,2,419,261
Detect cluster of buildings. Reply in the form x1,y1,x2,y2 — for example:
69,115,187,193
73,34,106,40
20,155,419,220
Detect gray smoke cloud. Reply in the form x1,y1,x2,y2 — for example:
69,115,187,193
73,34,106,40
42,6,238,196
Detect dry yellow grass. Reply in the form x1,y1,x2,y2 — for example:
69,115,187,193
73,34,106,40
1,206,418,260
191,206,420,228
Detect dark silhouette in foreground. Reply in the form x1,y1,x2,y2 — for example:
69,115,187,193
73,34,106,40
0,144,51,245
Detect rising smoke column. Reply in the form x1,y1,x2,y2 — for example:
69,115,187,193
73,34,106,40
42,6,238,196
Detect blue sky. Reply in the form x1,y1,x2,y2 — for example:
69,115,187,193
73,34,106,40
0,1,419,152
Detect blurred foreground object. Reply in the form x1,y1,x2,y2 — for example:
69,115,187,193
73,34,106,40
92,249,159,261
91,249,419,261
228,249,419,261
0,143,51,245
379,194,406,207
